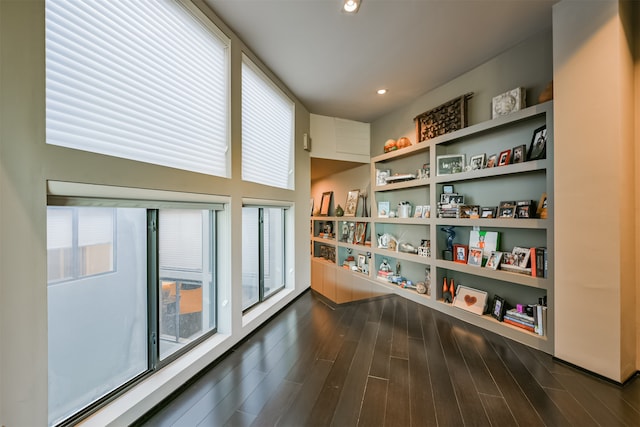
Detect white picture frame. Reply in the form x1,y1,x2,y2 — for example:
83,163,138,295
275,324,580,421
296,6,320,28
485,251,503,270
344,189,359,217
436,154,465,176
378,201,390,218
469,153,486,170
452,285,488,315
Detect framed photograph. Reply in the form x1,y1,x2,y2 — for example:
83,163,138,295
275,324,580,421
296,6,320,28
344,189,359,217
467,247,483,267
378,201,390,218
357,254,367,272
440,193,454,204
501,252,518,266
498,204,516,218
516,205,531,218
355,222,367,244
512,144,526,163
485,154,497,168
326,246,336,263
443,184,454,194
527,125,547,160
413,205,423,218
376,169,391,186
449,195,464,204
319,191,332,216
537,192,548,219
340,222,350,242
320,245,328,259
512,246,531,268
436,154,465,176
485,251,503,270
452,285,488,315
469,154,486,170
459,205,480,219
422,205,431,218
491,295,506,321
481,206,497,218
498,149,511,166
453,244,468,264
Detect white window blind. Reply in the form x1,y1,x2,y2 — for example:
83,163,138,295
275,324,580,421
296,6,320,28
159,210,203,271
45,0,229,177
241,55,294,190
47,208,73,250
78,208,114,246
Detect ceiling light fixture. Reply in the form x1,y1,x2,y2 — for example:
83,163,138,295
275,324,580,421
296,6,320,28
377,89,387,95
342,0,360,13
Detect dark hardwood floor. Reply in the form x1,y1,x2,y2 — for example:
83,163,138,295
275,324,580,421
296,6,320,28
136,291,640,426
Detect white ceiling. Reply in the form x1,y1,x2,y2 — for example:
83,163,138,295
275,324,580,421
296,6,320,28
203,0,557,123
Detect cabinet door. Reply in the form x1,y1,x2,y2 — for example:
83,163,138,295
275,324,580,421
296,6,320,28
323,264,337,301
335,268,353,303
311,261,323,294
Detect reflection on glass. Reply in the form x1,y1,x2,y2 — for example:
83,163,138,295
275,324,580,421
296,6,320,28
158,209,215,360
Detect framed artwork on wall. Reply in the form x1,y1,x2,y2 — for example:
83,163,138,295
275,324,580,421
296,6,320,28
319,191,332,216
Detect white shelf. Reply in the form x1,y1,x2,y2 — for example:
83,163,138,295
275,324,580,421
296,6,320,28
434,259,550,290
374,217,430,225
433,218,548,229
373,248,431,264
312,101,554,355
434,159,548,183
373,179,429,192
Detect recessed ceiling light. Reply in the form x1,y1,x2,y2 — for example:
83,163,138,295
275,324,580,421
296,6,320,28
342,0,360,13
377,89,387,95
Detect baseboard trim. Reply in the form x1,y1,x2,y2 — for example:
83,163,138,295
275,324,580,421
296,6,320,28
552,357,640,387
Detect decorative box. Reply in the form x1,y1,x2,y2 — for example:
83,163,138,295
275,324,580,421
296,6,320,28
492,87,526,118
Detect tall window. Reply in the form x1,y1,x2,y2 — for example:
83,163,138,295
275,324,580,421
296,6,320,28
45,0,230,176
47,203,220,426
242,206,286,311
242,55,295,189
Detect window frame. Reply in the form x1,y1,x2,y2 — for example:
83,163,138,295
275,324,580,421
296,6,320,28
46,194,224,426
241,204,287,313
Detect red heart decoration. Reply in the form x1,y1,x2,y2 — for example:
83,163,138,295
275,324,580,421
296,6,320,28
464,295,477,306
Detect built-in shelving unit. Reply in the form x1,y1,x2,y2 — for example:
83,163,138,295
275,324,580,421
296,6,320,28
311,101,554,354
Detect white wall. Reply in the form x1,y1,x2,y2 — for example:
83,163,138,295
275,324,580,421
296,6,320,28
553,0,637,382
371,30,553,154
0,1,311,425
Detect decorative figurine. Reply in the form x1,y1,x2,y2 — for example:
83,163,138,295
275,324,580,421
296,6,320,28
441,226,456,261
424,268,431,296
335,204,344,217
443,277,453,303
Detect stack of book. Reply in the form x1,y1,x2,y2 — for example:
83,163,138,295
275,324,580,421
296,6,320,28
503,308,535,332
437,203,461,218
503,306,547,336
